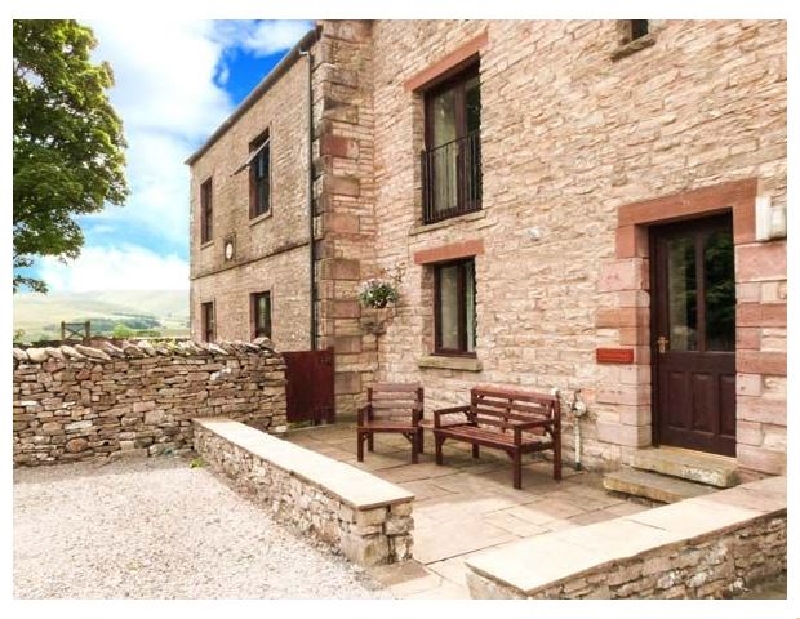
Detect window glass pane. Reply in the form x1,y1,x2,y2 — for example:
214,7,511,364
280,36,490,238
431,89,457,214
438,265,459,350
465,261,476,352
431,89,457,147
704,230,735,352
465,75,480,135
667,235,698,351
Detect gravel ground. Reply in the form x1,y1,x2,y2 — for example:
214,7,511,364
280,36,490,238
13,456,393,599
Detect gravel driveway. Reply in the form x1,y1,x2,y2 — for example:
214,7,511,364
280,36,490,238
14,457,393,599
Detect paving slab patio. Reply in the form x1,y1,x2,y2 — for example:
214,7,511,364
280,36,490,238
283,422,655,599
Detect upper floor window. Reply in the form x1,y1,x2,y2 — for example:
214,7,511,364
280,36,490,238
251,291,272,339
200,178,213,244
249,132,270,219
201,301,215,342
630,20,649,41
434,258,476,355
421,64,482,225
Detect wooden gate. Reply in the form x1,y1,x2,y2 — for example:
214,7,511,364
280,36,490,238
283,347,335,424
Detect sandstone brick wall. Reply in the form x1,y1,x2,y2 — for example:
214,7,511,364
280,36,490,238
189,52,312,351
12,340,286,467
367,19,786,473
187,19,786,475
191,247,311,348
312,20,381,417
193,418,413,566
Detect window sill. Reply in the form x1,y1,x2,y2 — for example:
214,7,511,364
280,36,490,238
417,355,483,372
200,240,214,250
610,34,656,61
249,210,272,226
409,209,486,236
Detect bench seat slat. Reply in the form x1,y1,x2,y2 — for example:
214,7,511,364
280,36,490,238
435,425,553,450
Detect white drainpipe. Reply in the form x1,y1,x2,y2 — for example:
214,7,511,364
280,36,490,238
570,389,588,471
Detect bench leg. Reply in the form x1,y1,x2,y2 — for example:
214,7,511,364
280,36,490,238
357,431,364,462
472,444,480,459
411,434,419,464
435,434,445,466
512,450,522,490
367,432,374,452
417,428,424,454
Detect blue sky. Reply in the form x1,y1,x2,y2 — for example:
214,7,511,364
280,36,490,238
22,19,313,292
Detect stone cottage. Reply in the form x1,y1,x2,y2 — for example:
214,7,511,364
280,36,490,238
187,20,787,482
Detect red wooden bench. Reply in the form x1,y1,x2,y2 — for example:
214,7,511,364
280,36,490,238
357,384,424,464
432,385,561,489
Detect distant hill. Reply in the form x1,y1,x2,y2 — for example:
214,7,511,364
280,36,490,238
13,290,189,342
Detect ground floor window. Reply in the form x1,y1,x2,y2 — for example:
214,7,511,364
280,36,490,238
251,291,272,339
201,302,215,342
434,258,476,355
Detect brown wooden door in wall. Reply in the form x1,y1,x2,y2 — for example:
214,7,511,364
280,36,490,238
283,347,335,425
651,214,736,456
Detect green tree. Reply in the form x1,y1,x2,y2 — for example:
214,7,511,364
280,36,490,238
13,19,129,293
112,323,134,338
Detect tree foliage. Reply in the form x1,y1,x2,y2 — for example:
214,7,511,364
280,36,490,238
111,323,135,339
13,19,129,293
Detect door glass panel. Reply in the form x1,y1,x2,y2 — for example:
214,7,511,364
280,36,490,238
704,230,735,351
438,265,459,350
431,89,457,213
667,235,698,351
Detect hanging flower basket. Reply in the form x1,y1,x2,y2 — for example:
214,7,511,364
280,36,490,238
358,278,399,309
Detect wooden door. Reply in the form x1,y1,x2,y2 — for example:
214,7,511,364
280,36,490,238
651,214,736,456
283,347,335,425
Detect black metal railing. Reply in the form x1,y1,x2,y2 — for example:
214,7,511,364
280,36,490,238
421,130,482,224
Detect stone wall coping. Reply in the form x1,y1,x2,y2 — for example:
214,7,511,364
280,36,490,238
193,418,414,510
465,475,786,596
13,338,280,364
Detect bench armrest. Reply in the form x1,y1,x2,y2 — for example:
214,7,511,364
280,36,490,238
433,405,471,428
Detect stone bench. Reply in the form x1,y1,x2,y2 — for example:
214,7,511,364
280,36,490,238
192,418,414,566
465,476,786,599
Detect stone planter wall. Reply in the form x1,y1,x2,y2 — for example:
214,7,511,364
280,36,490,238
193,418,414,567
13,340,286,467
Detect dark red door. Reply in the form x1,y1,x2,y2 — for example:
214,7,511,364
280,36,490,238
283,347,335,425
651,214,736,456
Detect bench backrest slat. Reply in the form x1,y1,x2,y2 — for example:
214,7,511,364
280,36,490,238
469,385,560,431
367,384,423,420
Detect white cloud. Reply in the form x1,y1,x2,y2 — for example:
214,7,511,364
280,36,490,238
77,19,311,246
39,246,189,292
217,20,314,57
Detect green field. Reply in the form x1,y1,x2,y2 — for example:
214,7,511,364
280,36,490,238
13,290,190,343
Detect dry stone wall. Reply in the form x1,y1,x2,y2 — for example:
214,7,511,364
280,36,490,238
13,340,286,467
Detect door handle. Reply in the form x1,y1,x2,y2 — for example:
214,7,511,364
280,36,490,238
657,336,669,354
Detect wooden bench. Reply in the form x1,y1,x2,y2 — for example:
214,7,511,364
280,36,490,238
432,386,561,489
357,384,424,464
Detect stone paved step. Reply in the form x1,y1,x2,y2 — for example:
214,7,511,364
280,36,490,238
632,448,739,488
603,468,717,504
